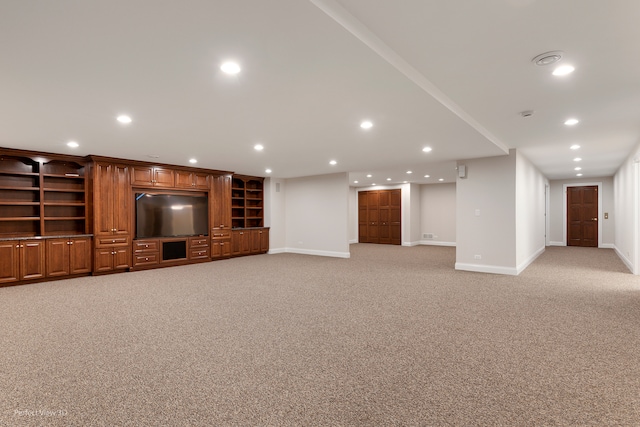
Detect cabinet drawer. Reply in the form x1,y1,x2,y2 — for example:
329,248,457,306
190,248,210,259
211,231,231,239
134,240,159,252
189,237,209,248
96,236,130,247
133,253,159,266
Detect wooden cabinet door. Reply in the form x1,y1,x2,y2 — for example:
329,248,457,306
112,165,130,235
0,241,20,284
259,228,269,252
221,240,231,258
211,175,232,229
21,240,45,281
250,230,262,253
175,170,194,189
153,167,174,188
46,238,69,277
94,248,114,272
231,230,242,256
113,247,131,270
94,163,114,235
70,237,92,274
194,173,209,189
358,192,368,243
130,166,154,187
378,208,391,244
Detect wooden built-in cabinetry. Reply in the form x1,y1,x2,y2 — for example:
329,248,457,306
91,160,131,273
358,189,401,245
0,239,45,284
231,176,264,229
1,147,270,286
131,165,175,188
46,236,92,277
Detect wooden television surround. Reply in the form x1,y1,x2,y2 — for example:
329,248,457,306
0,147,269,287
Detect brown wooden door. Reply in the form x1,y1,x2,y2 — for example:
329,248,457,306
390,189,401,245
70,237,92,274
46,238,69,277
367,191,380,243
0,241,20,284
21,240,45,280
358,192,368,243
358,189,401,245
567,186,598,247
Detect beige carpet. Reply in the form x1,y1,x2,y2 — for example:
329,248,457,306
1,244,640,426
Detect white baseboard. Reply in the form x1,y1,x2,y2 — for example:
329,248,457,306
267,248,286,255
402,241,420,247
455,262,518,276
349,239,358,244
600,243,614,249
420,240,456,247
283,248,351,258
614,245,634,274
516,246,545,275
548,241,565,246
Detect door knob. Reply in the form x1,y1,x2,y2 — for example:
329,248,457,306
592,217,598,221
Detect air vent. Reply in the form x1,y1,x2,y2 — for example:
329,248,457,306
423,233,434,239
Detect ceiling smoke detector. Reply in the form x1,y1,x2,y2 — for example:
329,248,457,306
519,110,535,118
532,51,564,66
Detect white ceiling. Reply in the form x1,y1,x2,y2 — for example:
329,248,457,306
1,0,639,186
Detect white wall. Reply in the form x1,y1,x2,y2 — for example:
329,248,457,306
408,183,422,245
348,187,358,243
613,143,640,273
420,183,456,246
456,152,517,274
264,177,286,253
284,173,350,258
548,177,615,247
515,151,548,271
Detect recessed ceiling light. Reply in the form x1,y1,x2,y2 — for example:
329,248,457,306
574,157,582,162
406,171,412,174
189,158,197,164
265,169,272,174
354,180,358,184
372,183,376,186
570,144,581,150
564,118,579,126
117,115,132,124
532,51,564,66
403,181,408,183
577,173,583,177
386,178,391,181
147,154,160,159
360,120,373,129
66,141,79,148
575,167,582,171
329,160,337,166
254,144,264,151
221,61,241,75
438,178,444,182
366,174,372,178
553,65,575,76
424,175,430,178
422,147,432,153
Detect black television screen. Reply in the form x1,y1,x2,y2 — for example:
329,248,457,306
135,193,208,238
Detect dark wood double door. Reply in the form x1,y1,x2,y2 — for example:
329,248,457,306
567,186,598,247
358,189,401,245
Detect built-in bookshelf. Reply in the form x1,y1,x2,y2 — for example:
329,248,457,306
231,176,264,228
0,154,87,238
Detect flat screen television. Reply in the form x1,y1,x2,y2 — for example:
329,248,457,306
135,193,208,238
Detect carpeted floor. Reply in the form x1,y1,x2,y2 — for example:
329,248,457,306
1,244,640,426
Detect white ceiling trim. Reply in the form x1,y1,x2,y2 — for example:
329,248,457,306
309,0,510,155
